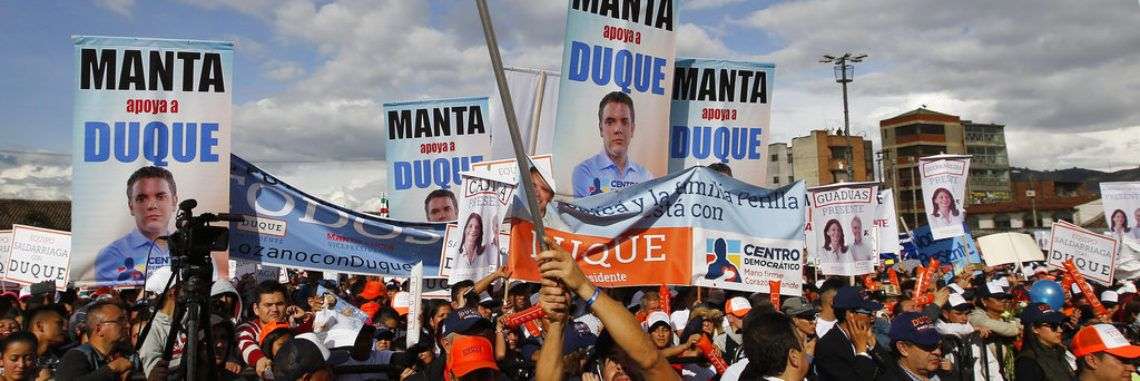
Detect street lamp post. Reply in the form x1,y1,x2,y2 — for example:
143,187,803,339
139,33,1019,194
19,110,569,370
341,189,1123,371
821,53,867,181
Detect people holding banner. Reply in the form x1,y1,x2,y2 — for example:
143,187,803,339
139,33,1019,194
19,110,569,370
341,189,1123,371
572,91,655,198
95,166,177,283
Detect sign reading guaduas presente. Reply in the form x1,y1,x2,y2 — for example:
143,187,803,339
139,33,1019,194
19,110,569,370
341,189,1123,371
444,171,517,285
1048,220,1118,285
384,97,491,223
669,59,773,184
229,155,446,276
72,36,233,286
6,225,71,289
508,167,806,295
552,0,677,198
1100,182,1140,241
808,183,879,276
919,154,971,240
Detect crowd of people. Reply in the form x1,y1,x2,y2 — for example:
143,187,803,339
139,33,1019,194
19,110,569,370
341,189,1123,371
0,239,1138,380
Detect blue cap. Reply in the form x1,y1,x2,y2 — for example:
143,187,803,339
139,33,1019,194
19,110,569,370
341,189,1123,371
833,286,883,314
1020,302,1065,325
563,321,598,353
889,312,941,347
440,307,490,336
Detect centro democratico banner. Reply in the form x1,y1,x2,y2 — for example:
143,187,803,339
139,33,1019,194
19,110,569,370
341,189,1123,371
228,155,445,276
668,59,773,183
72,36,232,287
551,0,677,199
508,167,806,296
807,183,879,276
1100,182,1140,241
384,97,492,222
919,154,971,240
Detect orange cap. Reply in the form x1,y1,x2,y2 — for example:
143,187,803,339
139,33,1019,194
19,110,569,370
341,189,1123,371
360,302,380,319
391,291,412,316
1071,323,1140,358
361,280,384,300
258,321,291,346
725,297,752,318
446,336,498,377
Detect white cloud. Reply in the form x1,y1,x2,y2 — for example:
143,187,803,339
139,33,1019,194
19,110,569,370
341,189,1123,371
263,60,305,82
0,152,71,200
682,0,745,10
94,0,134,17
676,23,734,58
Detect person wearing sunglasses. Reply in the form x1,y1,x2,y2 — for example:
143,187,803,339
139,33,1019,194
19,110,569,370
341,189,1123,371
1015,303,1074,381
877,312,944,381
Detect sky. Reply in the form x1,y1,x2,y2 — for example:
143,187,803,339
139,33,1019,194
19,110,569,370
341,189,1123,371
1,0,1138,210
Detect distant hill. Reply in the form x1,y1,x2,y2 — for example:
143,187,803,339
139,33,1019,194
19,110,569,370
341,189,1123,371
1010,166,1140,194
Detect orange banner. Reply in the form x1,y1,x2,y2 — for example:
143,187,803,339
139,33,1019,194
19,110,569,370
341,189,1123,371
508,220,692,287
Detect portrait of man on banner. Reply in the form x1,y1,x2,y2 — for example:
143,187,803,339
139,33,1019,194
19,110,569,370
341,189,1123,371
572,91,655,198
96,166,177,283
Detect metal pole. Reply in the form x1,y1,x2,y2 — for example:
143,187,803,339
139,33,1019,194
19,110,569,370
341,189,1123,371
527,71,547,155
839,61,854,180
910,157,919,227
475,0,547,249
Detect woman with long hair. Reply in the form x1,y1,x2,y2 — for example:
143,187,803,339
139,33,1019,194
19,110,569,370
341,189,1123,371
822,219,848,263
1110,209,1131,234
1014,303,1073,381
0,332,45,381
930,188,960,226
458,213,485,264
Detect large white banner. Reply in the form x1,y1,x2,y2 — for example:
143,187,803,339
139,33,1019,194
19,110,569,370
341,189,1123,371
72,36,233,286
668,59,773,184
445,171,517,285
1101,182,1140,241
808,183,879,276
551,0,677,198
876,189,901,257
384,97,492,222
919,155,971,240
6,225,71,289
1048,220,1118,285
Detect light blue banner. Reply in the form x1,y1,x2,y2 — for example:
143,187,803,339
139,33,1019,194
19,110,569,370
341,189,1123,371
229,155,445,276
902,223,981,272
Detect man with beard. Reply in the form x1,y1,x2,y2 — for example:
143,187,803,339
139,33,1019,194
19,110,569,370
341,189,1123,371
56,301,134,380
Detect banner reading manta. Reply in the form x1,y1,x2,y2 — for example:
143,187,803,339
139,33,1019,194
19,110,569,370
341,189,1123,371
552,0,677,198
445,171,516,285
808,183,879,276
1100,182,1140,241
919,155,971,240
72,36,232,287
384,97,491,222
507,166,805,292
229,155,445,276
669,59,773,183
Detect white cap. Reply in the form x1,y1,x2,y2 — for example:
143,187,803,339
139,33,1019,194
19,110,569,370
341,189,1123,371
947,284,965,294
1101,290,1120,304
1119,282,1138,295
947,293,969,309
145,266,174,294
643,311,671,332
391,291,412,315
670,309,690,332
574,313,603,337
18,285,30,299
725,297,752,318
1072,283,1083,294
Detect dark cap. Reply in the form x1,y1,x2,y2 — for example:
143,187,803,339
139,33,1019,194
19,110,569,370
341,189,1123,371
1020,302,1065,326
889,312,941,347
781,297,816,316
833,286,883,314
272,333,349,380
478,292,501,309
563,321,598,353
441,307,491,336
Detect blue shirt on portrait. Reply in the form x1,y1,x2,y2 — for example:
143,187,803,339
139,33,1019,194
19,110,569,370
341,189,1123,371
571,151,655,198
95,228,169,283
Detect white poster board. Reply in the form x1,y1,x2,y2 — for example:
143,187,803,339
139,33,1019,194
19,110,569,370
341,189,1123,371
976,232,1044,266
1048,220,1118,285
7,225,71,289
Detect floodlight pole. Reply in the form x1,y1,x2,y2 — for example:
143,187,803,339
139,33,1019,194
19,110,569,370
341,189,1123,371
475,0,547,249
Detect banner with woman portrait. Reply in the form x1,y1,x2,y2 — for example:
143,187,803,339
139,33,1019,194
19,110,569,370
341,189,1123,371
444,171,517,285
808,182,879,276
72,36,233,287
919,155,971,240
1101,182,1140,242
550,0,677,199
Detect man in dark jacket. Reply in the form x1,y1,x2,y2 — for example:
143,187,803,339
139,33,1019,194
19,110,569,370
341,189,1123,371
815,286,882,381
56,301,134,381
877,312,944,381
